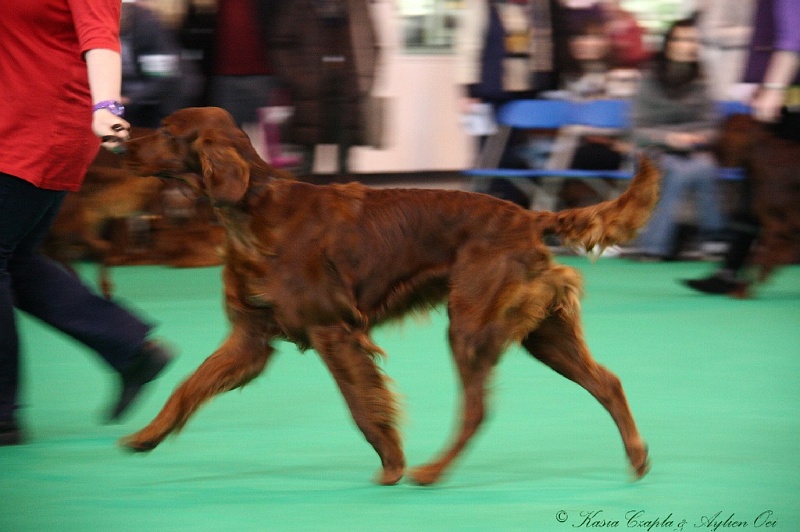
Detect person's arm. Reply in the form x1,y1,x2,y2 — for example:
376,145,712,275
752,50,800,121
85,48,130,149
751,0,800,122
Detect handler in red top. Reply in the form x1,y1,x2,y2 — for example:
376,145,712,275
0,0,173,445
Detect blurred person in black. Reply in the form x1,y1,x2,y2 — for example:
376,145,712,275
628,16,725,262
683,0,800,295
268,0,381,177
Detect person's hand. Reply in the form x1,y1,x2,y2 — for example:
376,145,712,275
92,108,130,153
751,85,785,123
665,132,704,150
461,96,482,114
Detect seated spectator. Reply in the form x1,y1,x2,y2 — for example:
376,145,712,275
547,19,639,208
599,0,651,69
628,17,725,261
560,19,639,101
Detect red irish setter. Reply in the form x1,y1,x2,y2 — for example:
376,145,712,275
121,107,659,485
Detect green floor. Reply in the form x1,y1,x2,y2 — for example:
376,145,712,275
1,258,798,531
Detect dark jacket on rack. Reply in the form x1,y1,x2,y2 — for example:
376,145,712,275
269,0,380,147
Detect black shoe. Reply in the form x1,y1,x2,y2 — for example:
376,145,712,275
681,275,747,296
0,419,23,446
107,340,174,422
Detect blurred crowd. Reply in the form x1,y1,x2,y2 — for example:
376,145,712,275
120,0,391,176
453,0,799,280
119,0,798,275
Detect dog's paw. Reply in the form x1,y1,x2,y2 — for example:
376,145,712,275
375,466,405,486
118,434,158,453
629,445,651,480
408,464,444,486
631,459,651,480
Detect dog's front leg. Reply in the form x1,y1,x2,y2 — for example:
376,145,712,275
309,326,405,485
120,327,274,452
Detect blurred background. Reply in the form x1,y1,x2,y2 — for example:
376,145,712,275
120,0,702,175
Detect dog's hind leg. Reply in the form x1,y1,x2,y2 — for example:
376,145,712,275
520,272,650,479
409,258,569,485
120,327,274,452
408,321,505,486
309,326,405,485
408,268,525,486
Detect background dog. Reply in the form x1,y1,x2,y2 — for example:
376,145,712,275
42,140,164,297
43,129,224,297
715,113,800,283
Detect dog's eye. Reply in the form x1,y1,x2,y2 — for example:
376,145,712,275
160,129,184,149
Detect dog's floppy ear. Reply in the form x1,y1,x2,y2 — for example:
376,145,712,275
194,130,250,205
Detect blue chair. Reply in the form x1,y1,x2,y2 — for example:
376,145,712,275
545,99,635,206
572,99,631,129
464,99,634,210
717,100,752,117
470,100,573,170
495,99,574,129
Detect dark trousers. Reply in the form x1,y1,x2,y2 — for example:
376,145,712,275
0,173,151,420
722,108,800,274
296,66,355,177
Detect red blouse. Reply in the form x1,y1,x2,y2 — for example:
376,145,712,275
0,0,122,191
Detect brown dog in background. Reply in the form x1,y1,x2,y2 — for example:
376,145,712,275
715,114,800,284
43,129,225,297
42,140,164,297
120,107,658,485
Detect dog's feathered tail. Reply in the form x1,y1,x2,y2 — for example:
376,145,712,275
535,156,661,258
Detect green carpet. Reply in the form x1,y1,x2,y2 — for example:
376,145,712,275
1,258,798,531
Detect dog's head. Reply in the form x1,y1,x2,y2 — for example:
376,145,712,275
125,107,258,205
